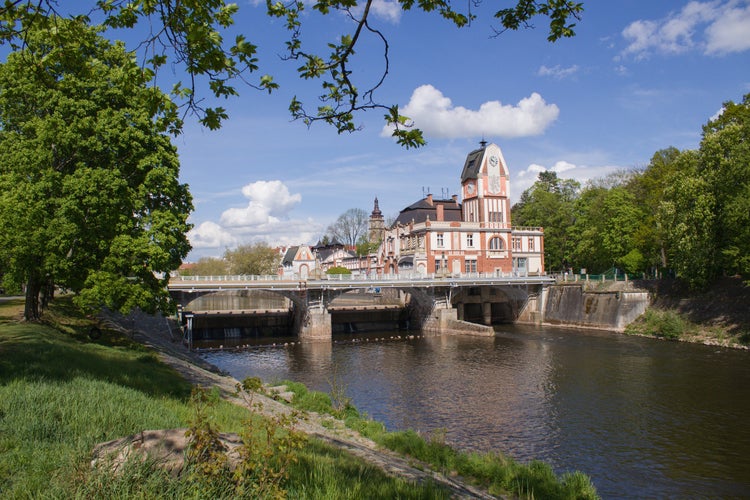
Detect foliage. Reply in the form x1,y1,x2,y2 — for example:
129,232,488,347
657,158,716,289
511,171,580,271
326,266,352,275
0,17,192,320
224,242,279,275
186,383,306,498
512,95,750,288
698,95,750,282
625,308,690,340
0,1,584,147
182,256,230,276
356,236,381,256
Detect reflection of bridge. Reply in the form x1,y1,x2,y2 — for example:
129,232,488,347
168,273,555,342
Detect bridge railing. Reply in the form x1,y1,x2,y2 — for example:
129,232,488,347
172,274,288,282
171,270,550,283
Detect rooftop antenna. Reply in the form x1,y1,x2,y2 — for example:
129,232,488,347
441,187,449,199
422,186,431,197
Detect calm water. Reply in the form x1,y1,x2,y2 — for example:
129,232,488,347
199,326,750,498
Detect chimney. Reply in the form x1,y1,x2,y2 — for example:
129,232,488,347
426,193,433,205
436,204,444,221
452,194,458,204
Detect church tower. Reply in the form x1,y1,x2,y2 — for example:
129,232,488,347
368,197,386,243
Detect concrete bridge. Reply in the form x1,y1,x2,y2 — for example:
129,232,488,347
168,272,555,342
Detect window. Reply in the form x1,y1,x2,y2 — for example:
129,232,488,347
489,237,505,251
466,233,474,247
464,260,477,273
528,237,535,251
489,211,503,223
512,237,522,251
435,260,442,273
436,233,444,247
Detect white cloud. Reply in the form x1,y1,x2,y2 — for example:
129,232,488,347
185,181,324,258
620,0,750,59
365,0,401,22
538,64,580,79
705,2,750,53
512,160,623,202
551,160,577,173
188,221,237,249
220,180,301,228
382,85,559,140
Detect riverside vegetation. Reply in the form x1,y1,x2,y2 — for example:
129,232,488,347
0,296,598,499
625,277,750,348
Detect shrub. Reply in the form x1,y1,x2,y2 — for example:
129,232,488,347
628,309,689,340
326,266,351,275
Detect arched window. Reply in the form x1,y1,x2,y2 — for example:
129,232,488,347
489,236,505,250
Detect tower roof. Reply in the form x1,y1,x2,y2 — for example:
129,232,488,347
460,144,488,182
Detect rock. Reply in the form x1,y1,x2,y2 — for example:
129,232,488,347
91,428,242,476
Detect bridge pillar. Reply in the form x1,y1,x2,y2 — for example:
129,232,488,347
298,308,332,342
482,301,492,326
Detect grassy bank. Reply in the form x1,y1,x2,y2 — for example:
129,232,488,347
274,380,598,499
0,297,598,498
626,278,750,348
0,298,453,498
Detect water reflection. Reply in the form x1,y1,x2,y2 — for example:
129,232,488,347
200,326,750,498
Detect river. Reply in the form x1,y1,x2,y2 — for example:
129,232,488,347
198,325,750,498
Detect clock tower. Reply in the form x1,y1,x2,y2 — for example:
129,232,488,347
460,141,511,225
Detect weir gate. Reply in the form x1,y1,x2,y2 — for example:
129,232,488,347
168,273,555,342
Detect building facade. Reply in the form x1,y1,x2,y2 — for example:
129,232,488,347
377,141,545,276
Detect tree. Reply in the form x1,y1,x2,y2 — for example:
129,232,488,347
0,1,583,146
512,171,579,272
0,18,192,320
181,257,229,276
657,152,716,288
626,147,683,273
698,94,750,281
224,243,279,275
326,208,369,247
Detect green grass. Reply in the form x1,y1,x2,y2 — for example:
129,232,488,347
0,297,457,498
281,379,600,499
625,308,692,340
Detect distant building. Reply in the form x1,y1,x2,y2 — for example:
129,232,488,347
375,141,545,276
275,141,545,279
280,245,315,278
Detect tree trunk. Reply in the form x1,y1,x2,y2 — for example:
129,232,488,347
24,273,42,321
40,277,55,310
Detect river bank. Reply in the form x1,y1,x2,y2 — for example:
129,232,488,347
100,307,499,498
0,296,597,498
626,277,750,349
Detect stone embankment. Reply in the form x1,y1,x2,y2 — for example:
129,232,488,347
97,309,498,499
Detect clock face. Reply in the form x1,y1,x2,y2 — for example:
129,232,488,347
467,182,475,195
489,155,499,168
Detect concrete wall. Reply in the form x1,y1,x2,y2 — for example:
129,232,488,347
298,309,332,341
522,284,649,332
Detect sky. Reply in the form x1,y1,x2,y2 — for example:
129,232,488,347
164,0,750,261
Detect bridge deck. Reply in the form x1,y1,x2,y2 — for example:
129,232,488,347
169,273,554,292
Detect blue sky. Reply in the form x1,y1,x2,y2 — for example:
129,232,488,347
168,0,750,260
